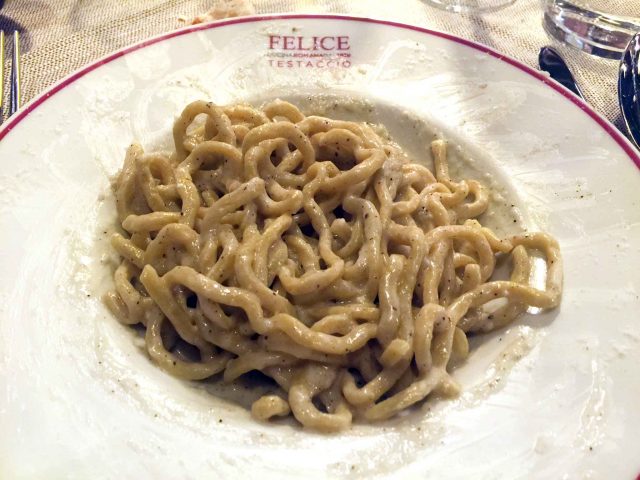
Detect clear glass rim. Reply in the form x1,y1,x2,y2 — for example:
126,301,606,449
544,0,640,59
422,0,517,14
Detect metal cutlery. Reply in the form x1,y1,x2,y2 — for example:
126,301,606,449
0,30,4,122
539,39,640,150
538,46,584,100
0,30,21,122
619,32,640,150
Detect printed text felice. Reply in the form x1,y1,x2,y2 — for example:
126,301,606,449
268,35,351,51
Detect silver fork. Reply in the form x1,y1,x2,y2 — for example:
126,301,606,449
0,30,21,122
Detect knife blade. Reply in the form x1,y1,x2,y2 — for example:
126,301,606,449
618,32,640,150
539,46,585,100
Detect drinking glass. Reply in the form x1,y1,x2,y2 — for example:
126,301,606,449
423,0,516,13
544,0,640,58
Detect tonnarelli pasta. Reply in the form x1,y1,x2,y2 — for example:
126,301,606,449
104,100,562,431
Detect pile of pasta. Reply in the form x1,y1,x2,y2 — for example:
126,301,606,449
105,100,562,431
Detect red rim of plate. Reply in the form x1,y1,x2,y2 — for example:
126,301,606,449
1,13,638,170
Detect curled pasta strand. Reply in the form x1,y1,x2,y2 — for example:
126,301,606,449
263,99,305,123
252,395,291,421
173,100,235,161
224,351,297,382
270,313,377,355
289,364,352,432
145,308,231,380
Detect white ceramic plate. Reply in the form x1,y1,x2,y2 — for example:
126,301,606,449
1,15,639,479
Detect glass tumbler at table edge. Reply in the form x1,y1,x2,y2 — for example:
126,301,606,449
423,0,516,13
544,0,640,58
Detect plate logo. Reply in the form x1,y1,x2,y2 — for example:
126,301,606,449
266,34,352,69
